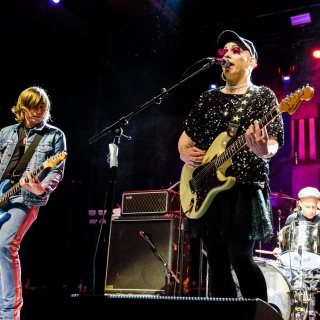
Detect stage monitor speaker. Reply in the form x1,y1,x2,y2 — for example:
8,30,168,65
105,215,189,296
23,295,284,320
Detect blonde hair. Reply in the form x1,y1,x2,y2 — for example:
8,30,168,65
11,86,52,124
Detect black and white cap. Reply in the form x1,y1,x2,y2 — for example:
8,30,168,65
217,30,258,61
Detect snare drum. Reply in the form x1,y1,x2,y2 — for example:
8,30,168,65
279,221,320,269
232,257,294,320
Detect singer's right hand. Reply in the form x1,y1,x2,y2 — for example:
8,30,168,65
180,146,206,168
178,131,205,168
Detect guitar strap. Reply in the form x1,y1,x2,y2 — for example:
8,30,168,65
227,85,258,138
10,127,48,183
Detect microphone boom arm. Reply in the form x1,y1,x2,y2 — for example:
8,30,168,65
88,57,223,144
139,231,180,285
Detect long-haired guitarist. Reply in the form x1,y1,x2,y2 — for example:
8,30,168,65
0,86,66,319
178,30,284,304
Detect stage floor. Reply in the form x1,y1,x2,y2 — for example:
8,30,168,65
21,293,284,320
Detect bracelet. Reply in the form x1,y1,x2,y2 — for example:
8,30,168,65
260,142,279,159
261,151,274,159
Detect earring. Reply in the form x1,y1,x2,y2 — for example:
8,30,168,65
221,72,226,81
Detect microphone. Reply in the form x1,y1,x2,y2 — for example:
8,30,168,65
293,208,300,226
139,231,152,241
206,57,230,68
295,151,298,165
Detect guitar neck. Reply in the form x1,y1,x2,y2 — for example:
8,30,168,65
31,164,45,178
216,105,281,167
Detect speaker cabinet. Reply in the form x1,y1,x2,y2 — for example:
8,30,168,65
105,215,189,296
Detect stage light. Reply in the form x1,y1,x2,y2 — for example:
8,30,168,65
88,209,107,224
282,75,291,83
312,49,320,59
209,84,217,90
290,13,311,27
50,0,61,5
278,65,295,83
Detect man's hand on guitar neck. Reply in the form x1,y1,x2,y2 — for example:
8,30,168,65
245,120,278,159
20,171,46,196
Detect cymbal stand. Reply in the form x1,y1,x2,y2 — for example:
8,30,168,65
302,269,319,320
276,209,282,252
291,247,317,320
307,287,318,319
288,222,297,287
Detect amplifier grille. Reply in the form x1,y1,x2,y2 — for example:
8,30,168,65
121,190,179,215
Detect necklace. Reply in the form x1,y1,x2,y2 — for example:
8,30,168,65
225,82,252,90
22,127,30,145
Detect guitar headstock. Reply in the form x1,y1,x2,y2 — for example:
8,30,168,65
279,85,314,115
43,151,67,169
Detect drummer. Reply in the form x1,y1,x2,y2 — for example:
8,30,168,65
285,186,320,225
272,186,320,258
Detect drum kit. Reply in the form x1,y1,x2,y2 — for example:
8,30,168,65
253,192,320,320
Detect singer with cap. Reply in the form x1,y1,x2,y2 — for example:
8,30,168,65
285,187,320,225
178,30,284,302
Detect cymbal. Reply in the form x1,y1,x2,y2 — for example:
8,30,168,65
270,192,297,210
270,192,297,200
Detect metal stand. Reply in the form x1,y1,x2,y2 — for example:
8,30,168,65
176,211,187,296
139,231,180,295
199,241,209,298
287,249,320,320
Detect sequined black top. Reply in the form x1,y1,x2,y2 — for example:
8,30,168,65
183,86,285,241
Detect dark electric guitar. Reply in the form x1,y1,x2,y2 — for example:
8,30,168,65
0,151,67,225
179,86,314,219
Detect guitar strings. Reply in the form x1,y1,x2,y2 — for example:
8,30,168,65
190,107,280,190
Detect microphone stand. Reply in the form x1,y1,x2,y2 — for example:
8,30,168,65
90,127,123,295
88,57,219,295
139,231,180,295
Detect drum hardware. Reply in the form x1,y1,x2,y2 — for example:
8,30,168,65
277,219,320,319
295,270,320,320
276,209,283,248
233,258,294,320
236,257,320,320
254,206,320,319
270,192,298,214
279,221,320,270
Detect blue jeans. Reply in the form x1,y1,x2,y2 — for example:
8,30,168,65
0,195,39,320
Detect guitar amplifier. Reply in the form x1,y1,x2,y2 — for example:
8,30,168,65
121,189,180,215
105,215,189,296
